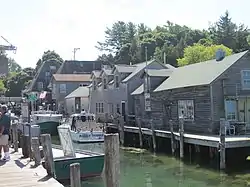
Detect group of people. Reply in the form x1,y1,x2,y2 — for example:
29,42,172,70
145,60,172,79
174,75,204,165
0,104,10,161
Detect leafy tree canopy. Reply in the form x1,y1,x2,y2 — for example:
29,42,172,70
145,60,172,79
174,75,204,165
35,50,64,73
96,11,249,66
177,44,233,66
0,80,6,95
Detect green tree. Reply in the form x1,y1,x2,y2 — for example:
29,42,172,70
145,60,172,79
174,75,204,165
23,67,35,77
8,58,22,72
209,10,249,52
3,71,32,97
177,43,233,66
35,50,64,72
0,80,6,95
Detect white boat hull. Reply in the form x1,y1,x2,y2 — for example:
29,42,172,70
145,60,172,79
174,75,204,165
71,130,104,144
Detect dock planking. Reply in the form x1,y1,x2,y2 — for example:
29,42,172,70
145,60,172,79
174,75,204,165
0,148,63,187
107,123,250,148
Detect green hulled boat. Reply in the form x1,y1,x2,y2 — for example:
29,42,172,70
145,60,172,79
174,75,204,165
52,147,104,181
45,125,104,182
32,111,63,136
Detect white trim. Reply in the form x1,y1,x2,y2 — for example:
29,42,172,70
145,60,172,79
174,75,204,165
224,99,237,121
241,70,250,90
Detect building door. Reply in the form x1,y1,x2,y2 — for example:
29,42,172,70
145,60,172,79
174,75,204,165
75,97,81,113
121,101,126,116
238,97,250,124
238,98,246,122
246,98,250,124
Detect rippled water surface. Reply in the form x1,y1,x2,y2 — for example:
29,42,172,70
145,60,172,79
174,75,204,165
61,142,250,187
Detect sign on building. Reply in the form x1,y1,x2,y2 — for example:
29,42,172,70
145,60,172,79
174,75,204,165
144,92,151,112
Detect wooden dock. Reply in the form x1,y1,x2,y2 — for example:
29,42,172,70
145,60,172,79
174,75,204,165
0,148,63,187
107,123,250,148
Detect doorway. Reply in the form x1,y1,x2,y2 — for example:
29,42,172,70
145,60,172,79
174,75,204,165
238,97,250,124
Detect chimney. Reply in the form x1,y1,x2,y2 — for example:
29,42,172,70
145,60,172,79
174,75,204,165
163,52,166,64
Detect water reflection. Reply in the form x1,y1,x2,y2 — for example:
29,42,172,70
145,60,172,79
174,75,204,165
66,142,250,187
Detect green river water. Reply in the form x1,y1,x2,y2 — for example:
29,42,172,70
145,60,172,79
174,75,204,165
66,142,250,187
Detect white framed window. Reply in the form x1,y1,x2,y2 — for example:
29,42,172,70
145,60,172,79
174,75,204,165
116,103,120,114
59,84,66,93
37,82,43,90
225,99,237,121
241,70,250,90
103,78,107,89
45,71,50,77
178,100,194,121
115,75,119,88
93,80,97,90
96,103,98,113
108,103,114,114
50,66,56,70
101,103,104,113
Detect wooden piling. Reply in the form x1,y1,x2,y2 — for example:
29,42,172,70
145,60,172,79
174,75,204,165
119,116,125,146
150,119,156,152
21,135,30,158
40,134,55,177
169,120,175,155
70,163,81,187
219,118,226,170
31,137,41,166
137,117,143,148
179,119,184,159
104,133,120,187
12,123,18,152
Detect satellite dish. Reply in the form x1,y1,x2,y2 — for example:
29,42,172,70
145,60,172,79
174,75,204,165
215,49,225,62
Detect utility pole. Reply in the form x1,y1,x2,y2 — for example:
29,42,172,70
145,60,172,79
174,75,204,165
73,48,80,60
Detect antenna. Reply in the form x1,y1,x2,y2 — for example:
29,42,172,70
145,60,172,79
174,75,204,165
73,48,80,60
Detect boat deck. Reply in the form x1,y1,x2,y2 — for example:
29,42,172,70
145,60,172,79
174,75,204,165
52,147,104,161
1,148,63,187
108,124,250,148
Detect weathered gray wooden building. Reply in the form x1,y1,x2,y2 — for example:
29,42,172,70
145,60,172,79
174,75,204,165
89,61,175,121
50,74,91,112
133,50,250,135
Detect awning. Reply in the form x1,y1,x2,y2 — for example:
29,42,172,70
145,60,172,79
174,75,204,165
39,91,47,99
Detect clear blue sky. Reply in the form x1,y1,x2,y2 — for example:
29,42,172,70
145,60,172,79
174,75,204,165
0,0,249,68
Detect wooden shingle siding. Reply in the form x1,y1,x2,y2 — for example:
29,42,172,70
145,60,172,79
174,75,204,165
149,86,212,134
211,54,250,131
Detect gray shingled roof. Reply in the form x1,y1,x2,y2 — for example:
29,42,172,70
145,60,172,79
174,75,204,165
112,64,137,74
131,84,144,95
122,60,155,83
65,86,89,99
144,69,173,77
154,50,248,92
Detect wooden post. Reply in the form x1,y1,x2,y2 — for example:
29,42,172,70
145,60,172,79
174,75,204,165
21,135,30,158
28,123,32,160
119,116,125,146
169,120,175,155
31,137,41,166
150,119,156,152
40,134,55,177
70,163,81,187
12,123,18,152
104,133,120,187
137,117,143,148
219,118,226,170
179,118,184,159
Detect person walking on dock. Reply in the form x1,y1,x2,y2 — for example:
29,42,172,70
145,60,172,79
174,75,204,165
0,105,11,161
